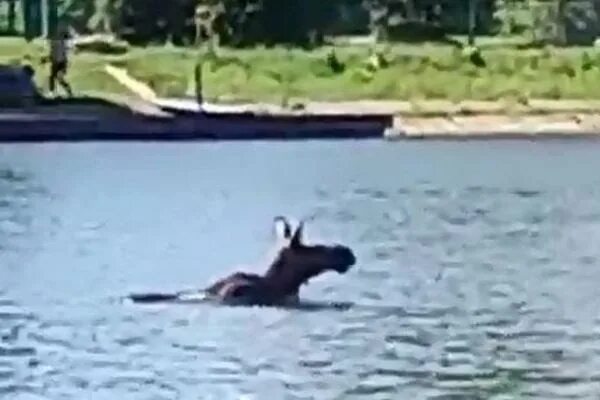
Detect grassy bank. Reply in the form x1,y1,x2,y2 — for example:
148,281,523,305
4,37,600,105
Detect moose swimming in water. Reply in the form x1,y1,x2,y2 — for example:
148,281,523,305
129,216,356,307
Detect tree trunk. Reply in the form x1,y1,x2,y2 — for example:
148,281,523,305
41,0,48,38
556,0,567,45
468,0,478,46
8,0,16,33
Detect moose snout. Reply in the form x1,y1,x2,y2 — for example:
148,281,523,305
343,247,356,266
335,245,356,272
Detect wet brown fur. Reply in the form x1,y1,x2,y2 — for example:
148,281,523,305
204,217,356,306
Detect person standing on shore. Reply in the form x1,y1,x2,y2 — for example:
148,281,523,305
194,59,203,108
48,26,73,98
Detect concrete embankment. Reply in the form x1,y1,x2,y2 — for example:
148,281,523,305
0,97,393,142
155,98,600,141
386,113,600,140
0,65,393,142
292,99,600,140
3,91,600,142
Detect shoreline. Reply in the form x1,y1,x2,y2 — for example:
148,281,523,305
387,111,600,140
5,65,600,141
156,97,600,140
0,94,392,142
6,37,600,141
3,95,600,142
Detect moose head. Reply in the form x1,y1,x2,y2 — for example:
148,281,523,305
264,216,356,296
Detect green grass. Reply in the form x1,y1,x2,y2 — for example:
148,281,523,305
4,37,600,105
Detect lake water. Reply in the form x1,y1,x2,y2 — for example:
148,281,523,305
2,140,600,400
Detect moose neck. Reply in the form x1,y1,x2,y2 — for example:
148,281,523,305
263,257,323,296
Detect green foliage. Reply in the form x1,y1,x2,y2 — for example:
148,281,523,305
494,0,533,36
12,0,600,48
7,36,600,104
31,1,520,48
9,2,600,105
87,0,122,33
54,0,337,47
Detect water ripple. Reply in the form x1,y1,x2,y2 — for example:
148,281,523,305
2,142,600,399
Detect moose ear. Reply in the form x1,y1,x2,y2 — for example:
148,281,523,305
273,216,292,240
290,221,304,248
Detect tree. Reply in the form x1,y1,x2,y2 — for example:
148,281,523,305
87,0,122,33
7,0,16,33
61,0,95,33
18,0,502,46
468,0,478,45
556,0,567,45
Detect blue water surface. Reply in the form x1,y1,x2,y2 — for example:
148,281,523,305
2,139,600,399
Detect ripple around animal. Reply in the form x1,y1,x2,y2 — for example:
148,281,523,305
2,141,600,398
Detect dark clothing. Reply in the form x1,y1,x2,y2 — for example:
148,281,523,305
49,60,72,97
50,60,67,77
